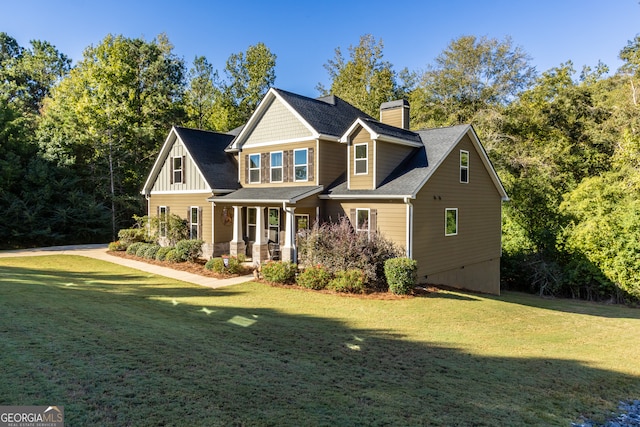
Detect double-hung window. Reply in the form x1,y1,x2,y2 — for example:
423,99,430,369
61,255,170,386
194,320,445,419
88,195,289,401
247,208,257,241
270,151,283,182
268,208,280,242
190,206,200,239
354,143,368,175
172,156,183,184
249,154,261,184
460,150,469,183
356,208,370,236
445,208,458,236
294,149,308,181
159,206,167,237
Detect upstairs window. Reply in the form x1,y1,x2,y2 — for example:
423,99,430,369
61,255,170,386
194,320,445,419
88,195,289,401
354,143,368,175
460,150,469,183
171,156,184,184
271,151,283,182
294,149,308,181
249,154,261,183
445,208,458,236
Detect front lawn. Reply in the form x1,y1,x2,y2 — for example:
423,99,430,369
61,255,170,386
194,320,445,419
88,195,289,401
1,255,639,426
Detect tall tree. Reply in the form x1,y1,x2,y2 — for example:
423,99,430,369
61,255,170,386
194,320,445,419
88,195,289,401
318,34,412,118
38,34,185,237
183,55,219,129
411,35,536,130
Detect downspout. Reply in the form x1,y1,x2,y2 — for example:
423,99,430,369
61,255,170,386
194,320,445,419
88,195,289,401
404,197,413,258
211,199,215,258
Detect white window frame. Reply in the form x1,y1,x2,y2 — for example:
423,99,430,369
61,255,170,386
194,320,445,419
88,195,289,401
355,208,370,237
293,148,308,182
190,206,200,239
249,153,261,184
159,206,168,237
270,151,283,183
460,150,469,183
354,143,368,175
445,208,458,236
172,156,183,184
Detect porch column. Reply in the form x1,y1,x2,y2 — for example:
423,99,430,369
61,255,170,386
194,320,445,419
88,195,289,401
281,205,296,262
230,205,246,257
252,206,268,263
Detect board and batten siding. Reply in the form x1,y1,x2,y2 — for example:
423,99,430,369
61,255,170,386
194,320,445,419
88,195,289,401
348,127,374,190
375,141,414,188
151,137,208,192
242,97,313,147
411,132,502,294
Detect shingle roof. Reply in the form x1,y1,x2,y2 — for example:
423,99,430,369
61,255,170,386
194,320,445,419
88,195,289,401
274,88,372,137
326,125,470,198
359,117,422,144
209,186,323,203
173,127,239,191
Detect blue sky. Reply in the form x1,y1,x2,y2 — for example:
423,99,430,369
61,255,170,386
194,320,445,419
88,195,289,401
2,0,639,97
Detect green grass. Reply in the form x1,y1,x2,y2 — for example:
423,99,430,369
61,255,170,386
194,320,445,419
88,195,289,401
1,255,639,426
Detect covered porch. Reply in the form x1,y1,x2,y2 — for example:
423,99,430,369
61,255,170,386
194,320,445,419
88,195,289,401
208,186,323,264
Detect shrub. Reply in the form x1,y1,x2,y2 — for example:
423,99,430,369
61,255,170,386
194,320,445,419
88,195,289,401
155,246,173,261
205,258,225,273
174,239,204,262
143,244,161,260
261,261,297,284
117,228,147,246
297,264,332,290
108,241,127,251
384,257,417,295
164,249,180,263
135,243,153,258
126,242,146,256
297,217,402,291
328,269,365,293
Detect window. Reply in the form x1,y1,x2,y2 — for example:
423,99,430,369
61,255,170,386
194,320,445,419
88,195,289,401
247,208,257,241
159,206,167,237
356,208,370,236
249,154,260,183
268,208,280,242
294,149,308,181
445,208,458,236
460,150,469,183
270,151,283,182
172,156,183,184
295,214,309,234
190,206,200,239
354,143,368,175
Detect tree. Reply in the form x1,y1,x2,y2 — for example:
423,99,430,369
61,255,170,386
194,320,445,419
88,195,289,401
38,33,186,238
318,34,413,118
411,35,536,129
183,56,219,129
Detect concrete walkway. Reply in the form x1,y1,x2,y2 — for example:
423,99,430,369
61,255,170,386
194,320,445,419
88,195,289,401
0,244,254,289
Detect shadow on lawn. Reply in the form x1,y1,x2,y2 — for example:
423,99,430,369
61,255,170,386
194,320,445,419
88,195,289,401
0,264,638,426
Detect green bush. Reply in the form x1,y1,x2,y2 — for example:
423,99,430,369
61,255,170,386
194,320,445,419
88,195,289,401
135,243,153,258
155,246,173,261
174,239,204,262
108,241,127,251
117,228,147,246
297,264,332,290
164,249,180,263
384,257,417,295
328,269,365,293
205,258,225,273
204,256,243,274
143,244,161,260
126,242,146,256
261,261,297,284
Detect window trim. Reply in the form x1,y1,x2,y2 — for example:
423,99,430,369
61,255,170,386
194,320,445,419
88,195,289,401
246,207,257,241
354,143,368,175
159,206,168,238
293,148,308,182
248,153,261,184
189,206,200,239
268,207,280,243
270,151,283,183
355,208,370,237
460,150,469,184
172,156,184,184
445,208,458,236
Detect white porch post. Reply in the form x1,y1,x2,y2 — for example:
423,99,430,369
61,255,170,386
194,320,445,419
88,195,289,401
253,206,268,263
230,205,245,257
281,205,296,262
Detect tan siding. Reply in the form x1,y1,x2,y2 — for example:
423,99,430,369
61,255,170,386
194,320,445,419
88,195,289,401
318,139,346,187
148,193,213,246
241,140,317,187
349,128,374,190
411,133,502,293
243,97,312,147
375,141,414,187
380,108,403,128
151,138,208,192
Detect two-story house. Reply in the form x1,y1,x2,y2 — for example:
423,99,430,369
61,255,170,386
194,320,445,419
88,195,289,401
142,88,508,294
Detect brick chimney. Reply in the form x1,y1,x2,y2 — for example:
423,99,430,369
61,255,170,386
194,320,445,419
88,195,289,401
380,99,410,129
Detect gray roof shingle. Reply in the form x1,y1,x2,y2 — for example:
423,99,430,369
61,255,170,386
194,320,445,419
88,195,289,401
210,186,323,203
